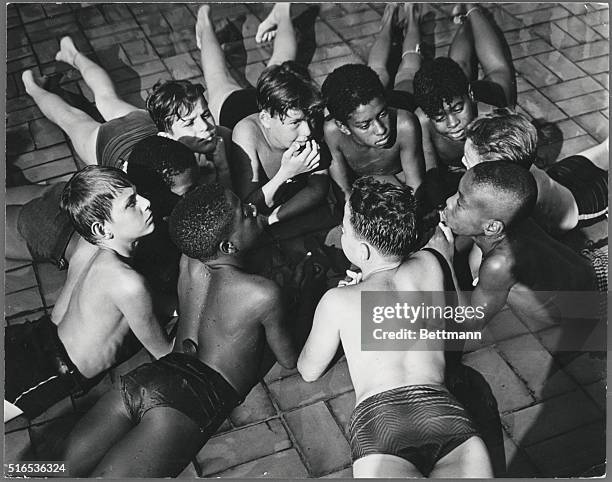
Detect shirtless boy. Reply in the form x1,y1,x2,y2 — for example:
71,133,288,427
461,109,608,235
22,36,231,177
298,177,492,478
322,63,425,202
5,166,172,421
441,161,602,331
61,183,297,477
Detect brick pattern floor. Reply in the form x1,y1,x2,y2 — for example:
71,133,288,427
5,2,608,478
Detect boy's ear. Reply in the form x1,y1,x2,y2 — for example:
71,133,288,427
259,110,272,129
468,84,475,103
483,219,504,236
157,131,172,139
91,221,112,240
219,240,239,255
358,242,371,262
335,119,351,136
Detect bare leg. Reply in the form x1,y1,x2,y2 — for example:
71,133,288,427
55,36,139,121
195,5,243,124
22,70,100,165
265,4,297,66
367,3,399,89
429,436,494,477
448,4,476,80
394,3,423,93
62,390,134,477
353,453,423,478
91,407,207,477
579,137,609,171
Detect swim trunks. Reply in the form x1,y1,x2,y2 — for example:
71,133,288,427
5,315,102,419
218,88,259,130
120,352,241,434
17,182,74,270
386,89,418,113
470,79,511,108
349,384,479,476
546,155,608,226
96,110,158,170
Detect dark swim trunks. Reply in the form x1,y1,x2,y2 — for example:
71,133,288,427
120,353,241,434
386,89,418,112
218,88,259,130
96,110,158,170
349,384,479,476
546,155,608,226
17,182,74,270
5,315,101,419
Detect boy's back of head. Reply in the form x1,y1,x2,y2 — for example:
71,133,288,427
349,176,418,258
60,166,133,244
414,57,469,118
322,64,385,124
146,80,206,133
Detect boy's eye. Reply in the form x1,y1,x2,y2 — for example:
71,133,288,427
378,111,388,119
432,114,445,122
358,123,369,130
452,104,464,113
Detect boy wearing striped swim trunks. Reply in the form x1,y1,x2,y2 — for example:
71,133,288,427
298,177,492,478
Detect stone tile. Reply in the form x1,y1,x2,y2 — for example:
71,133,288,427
5,414,30,434
534,51,585,81
501,389,602,446
5,259,33,272
149,30,196,58
524,422,605,477
462,346,534,413
162,53,202,80
18,3,46,23
213,448,308,478
309,54,364,78
263,362,299,383
314,20,345,46
539,76,603,102
575,55,609,75
4,429,32,463
7,73,19,99
177,462,199,478
583,379,606,411
122,39,159,66
5,265,38,294
37,263,68,308
90,29,148,51
496,334,579,401
502,428,542,477
7,44,34,63
512,6,572,27
554,16,602,43
5,287,45,317
579,9,609,27
327,20,381,41
74,5,106,29
7,55,39,75
229,383,277,427
20,157,78,184
561,351,606,386
29,118,66,149
27,17,81,44
513,57,559,88
562,39,609,62
510,39,554,59
326,390,355,432
323,466,353,478
560,3,591,16
7,27,29,50
198,419,291,476
244,61,268,87
161,4,195,33
285,402,351,477
268,359,353,411
484,306,531,342
6,123,35,159
502,27,540,46
7,92,36,113
593,72,609,90
501,3,553,16
592,23,608,39
531,23,579,49
136,13,172,37
539,134,599,165
518,89,567,123
43,4,72,17
573,111,609,142
99,3,130,23
84,19,139,40
557,90,608,117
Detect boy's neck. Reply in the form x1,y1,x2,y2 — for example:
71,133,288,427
98,238,138,259
472,233,506,256
359,256,403,281
204,253,245,271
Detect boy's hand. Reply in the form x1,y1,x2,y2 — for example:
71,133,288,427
279,138,320,179
425,222,455,263
338,269,362,287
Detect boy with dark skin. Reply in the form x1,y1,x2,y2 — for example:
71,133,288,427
441,162,599,329
61,184,297,477
5,167,172,421
322,64,425,202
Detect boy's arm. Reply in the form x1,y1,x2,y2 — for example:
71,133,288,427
324,123,353,203
297,289,341,382
211,126,233,189
269,170,330,224
259,283,298,369
112,270,173,359
416,109,439,172
398,110,425,192
470,253,514,328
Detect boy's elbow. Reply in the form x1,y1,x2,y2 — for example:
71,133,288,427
297,358,321,383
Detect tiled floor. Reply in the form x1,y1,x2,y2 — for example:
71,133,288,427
4,2,608,478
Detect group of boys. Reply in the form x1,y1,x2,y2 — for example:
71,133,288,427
5,3,607,478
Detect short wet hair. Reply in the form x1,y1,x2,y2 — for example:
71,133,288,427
257,61,324,122
322,64,385,124
466,109,538,169
146,80,206,133
168,183,234,261
127,135,198,218
60,165,133,244
470,161,537,228
414,57,470,118
348,177,418,258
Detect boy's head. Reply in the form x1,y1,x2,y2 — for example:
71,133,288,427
442,161,537,237
342,177,418,266
414,57,475,142
257,61,324,148
146,80,217,153
127,135,200,219
169,184,262,262
322,64,393,148
61,165,154,245
463,109,538,169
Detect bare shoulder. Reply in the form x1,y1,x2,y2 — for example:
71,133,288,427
399,250,445,289
97,254,148,297
232,114,260,144
318,285,359,316
323,119,342,143
479,249,515,287
242,274,283,307
396,108,419,131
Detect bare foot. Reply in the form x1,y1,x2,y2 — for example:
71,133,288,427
55,36,79,66
195,5,211,50
379,3,399,31
22,69,44,96
402,3,422,28
255,3,291,44
451,3,467,23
